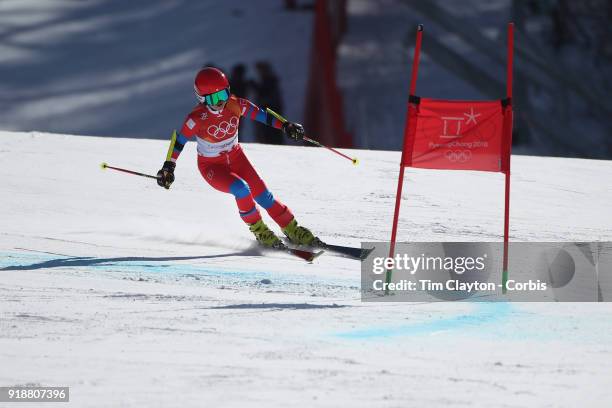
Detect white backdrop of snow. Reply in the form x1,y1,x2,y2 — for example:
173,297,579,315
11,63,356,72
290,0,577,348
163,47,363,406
1,131,612,407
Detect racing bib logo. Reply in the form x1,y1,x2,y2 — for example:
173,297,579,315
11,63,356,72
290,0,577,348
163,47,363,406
207,116,239,140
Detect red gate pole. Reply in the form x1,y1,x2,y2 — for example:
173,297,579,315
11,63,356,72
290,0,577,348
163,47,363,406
386,25,423,291
502,22,514,293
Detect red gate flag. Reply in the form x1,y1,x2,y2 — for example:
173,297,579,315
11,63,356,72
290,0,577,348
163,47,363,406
387,23,514,293
402,98,512,173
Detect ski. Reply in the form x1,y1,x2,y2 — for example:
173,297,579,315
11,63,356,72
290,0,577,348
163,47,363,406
319,243,374,260
283,239,374,260
263,244,324,263
286,247,325,262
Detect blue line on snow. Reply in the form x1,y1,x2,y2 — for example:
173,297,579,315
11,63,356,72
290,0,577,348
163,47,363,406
335,302,513,340
0,251,356,288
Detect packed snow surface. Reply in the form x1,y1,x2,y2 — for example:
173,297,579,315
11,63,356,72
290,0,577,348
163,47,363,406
0,1,312,140
1,131,612,407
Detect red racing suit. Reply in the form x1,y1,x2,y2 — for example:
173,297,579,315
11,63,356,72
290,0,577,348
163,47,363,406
165,96,294,227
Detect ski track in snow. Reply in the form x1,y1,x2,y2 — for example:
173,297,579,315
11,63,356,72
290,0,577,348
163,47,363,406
1,132,612,407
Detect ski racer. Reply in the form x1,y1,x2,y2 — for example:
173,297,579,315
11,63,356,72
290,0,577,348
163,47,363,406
156,67,322,250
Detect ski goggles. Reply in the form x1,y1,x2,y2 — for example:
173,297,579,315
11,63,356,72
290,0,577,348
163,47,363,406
197,88,230,105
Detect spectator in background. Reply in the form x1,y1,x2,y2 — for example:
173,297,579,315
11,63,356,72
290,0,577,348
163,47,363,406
550,1,570,51
230,64,249,98
251,61,284,145
230,64,250,135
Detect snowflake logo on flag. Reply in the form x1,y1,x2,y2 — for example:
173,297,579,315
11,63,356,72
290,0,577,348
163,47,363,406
463,107,481,125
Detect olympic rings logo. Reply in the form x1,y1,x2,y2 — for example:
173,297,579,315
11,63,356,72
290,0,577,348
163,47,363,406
207,117,239,140
445,150,472,162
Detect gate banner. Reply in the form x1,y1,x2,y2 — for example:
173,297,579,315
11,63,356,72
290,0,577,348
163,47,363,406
402,98,510,173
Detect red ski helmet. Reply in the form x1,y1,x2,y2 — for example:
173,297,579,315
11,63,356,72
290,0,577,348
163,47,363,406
194,67,230,104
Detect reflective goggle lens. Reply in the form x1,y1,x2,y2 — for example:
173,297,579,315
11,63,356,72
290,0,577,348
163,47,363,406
204,88,230,105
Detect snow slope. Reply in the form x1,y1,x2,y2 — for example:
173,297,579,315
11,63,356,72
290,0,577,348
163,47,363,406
1,131,612,407
0,1,312,140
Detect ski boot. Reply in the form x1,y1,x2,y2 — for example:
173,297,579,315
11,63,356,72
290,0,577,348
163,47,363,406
249,220,285,249
282,219,324,247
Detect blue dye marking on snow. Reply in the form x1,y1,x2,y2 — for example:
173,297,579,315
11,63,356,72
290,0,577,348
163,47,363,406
0,251,355,288
334,302,612,344
0,251,272,281
335,302,513,340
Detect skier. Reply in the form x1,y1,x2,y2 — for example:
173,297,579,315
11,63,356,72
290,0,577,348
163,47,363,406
251,61,284,145
156,67,322,250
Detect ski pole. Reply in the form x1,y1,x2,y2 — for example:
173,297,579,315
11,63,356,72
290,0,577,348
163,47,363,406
100,162,158,180
301,135,359,165
266,108,359,166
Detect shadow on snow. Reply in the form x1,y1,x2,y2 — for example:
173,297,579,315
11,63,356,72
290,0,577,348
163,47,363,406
208,303,348,310
1,251,259,271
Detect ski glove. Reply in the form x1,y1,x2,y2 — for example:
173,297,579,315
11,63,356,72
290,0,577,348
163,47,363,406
282,121,305,141
157,161,176,189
